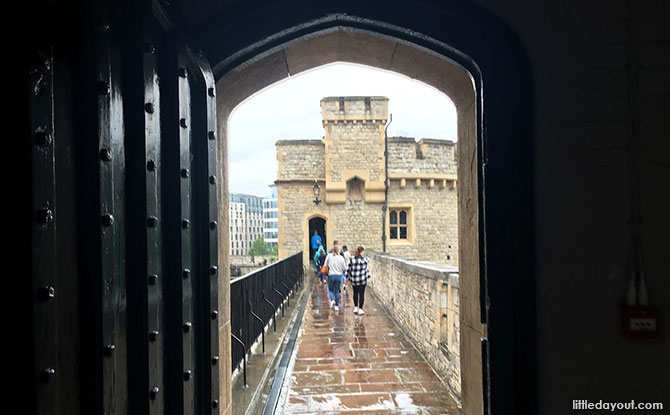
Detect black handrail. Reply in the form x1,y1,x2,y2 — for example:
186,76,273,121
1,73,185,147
230,252,303,383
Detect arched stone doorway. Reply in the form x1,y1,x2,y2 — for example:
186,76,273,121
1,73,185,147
308,216,327,262
211,10,533,415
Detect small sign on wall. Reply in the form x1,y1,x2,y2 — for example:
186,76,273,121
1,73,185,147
621,306,660,339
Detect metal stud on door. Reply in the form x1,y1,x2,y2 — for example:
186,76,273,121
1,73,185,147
143,34,165,415
192,50,220,414
95,10,128,414
178,45,196,415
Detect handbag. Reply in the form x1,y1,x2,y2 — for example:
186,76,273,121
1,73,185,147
320,254,330,275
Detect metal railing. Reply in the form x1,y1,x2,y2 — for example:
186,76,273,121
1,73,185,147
230,252,304,387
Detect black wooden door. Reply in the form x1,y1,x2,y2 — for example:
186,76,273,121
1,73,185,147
28,1,220,414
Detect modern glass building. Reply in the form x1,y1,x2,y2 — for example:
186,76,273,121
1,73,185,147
229,193,264,256
262,185,278,248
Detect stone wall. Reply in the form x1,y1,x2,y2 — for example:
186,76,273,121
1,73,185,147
277,172,457,266
276,181,384,264
330,199,384,253
276,183,316,258
324,122,386,183
367,251,461,404
387,179,458,266
276,140,324,180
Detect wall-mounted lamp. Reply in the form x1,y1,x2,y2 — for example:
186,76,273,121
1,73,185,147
313,182,321,205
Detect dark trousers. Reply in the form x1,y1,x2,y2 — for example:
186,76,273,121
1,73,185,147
352,284,366,309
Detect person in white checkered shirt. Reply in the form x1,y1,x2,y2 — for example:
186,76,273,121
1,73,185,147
346,246,371,315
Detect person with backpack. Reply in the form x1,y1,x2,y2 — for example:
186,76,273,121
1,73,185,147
315,246,327,284
310,230,322,261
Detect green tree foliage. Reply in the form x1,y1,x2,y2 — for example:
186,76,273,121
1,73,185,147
248,237,270,261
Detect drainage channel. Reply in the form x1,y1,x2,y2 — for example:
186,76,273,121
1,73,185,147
261,277,314,415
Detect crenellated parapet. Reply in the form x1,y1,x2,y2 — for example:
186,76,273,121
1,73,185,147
320,96,388,124
388,136,457,190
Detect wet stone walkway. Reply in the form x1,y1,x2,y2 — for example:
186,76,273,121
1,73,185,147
281,279,461,414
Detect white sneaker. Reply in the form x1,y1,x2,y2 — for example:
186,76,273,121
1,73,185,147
334,305,339,311
358,309,364,315
330,300,335,307
353,306,359,313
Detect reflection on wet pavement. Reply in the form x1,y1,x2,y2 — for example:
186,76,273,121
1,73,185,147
282,280,461,414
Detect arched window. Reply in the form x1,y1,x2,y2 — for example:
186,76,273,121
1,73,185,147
389,208,408,240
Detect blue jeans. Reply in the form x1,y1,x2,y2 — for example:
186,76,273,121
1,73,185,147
328,274,341,306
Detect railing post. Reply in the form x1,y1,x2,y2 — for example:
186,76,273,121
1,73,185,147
249,300,265,354
231,333,247,388
273,282,284,319
280,280,290,308
262,290,276,333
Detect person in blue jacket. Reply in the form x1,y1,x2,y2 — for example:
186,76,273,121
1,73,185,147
314,246,327,284
310,230,322,262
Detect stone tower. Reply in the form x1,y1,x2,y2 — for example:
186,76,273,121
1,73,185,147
321,96,388,204
276,96,458,266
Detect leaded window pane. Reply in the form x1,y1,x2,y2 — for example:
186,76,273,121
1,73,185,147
390,211,397,224
400,210,407,224
390,227,398,239
400,226,407,239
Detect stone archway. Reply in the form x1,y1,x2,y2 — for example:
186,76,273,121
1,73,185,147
302,212,332,268
216,25,484,413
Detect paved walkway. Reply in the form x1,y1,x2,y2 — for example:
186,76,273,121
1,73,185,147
282,279,461,414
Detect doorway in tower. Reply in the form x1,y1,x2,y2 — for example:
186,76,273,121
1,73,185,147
308,217,327,266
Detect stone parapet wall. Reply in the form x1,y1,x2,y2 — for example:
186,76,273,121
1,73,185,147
388,137,457,175
367,251,461,404
321,96,388,121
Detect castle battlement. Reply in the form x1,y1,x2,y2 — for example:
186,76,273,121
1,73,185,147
387,136,457,179
320,96,388,123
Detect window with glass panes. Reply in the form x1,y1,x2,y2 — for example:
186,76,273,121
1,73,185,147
389,208,408,239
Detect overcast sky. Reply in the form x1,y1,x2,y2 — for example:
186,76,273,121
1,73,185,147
228,62,457,197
